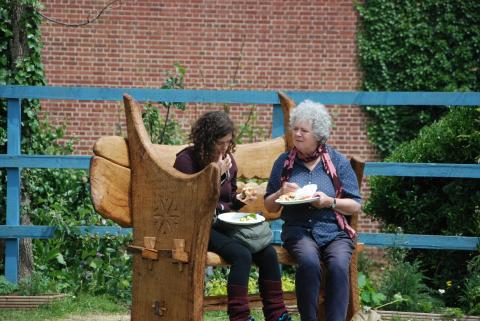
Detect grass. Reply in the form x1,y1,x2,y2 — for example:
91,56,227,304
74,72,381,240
0,293,128,321
0,294,301,321
205,310,301,321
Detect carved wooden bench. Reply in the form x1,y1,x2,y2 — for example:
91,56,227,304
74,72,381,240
89,93,363,321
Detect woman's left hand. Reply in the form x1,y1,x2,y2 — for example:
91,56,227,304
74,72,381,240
311,191,334,209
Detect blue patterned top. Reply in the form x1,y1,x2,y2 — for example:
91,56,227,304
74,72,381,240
265,145,361,247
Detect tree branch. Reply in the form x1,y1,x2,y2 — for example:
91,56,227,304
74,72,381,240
35,0,121,27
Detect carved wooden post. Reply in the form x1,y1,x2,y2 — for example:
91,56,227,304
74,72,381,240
123,95,220,321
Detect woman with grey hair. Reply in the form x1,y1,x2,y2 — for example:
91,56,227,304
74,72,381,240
264,100,362,321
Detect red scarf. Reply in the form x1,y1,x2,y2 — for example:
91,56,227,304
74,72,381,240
280,144,357,239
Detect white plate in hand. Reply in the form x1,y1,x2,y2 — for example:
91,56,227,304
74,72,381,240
217,212,265,225
275,196,320,205
294,184,317,198
275,184,319,205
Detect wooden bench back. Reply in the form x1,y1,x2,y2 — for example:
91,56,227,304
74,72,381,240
89,93,364,321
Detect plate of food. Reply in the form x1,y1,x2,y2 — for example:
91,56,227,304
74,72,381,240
275,184,319,205
217,212,265,225
236,182,259,202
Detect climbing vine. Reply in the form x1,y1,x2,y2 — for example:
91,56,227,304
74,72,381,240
356,0,480,157
0,0,132,300
357,0,480,310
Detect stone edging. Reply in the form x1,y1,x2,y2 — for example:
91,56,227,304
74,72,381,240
377,310,480,321
0,294,67,309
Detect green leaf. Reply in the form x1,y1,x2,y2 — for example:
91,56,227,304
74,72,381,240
56,253,66,265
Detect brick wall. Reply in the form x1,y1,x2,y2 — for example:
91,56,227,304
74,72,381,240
39,0,381,233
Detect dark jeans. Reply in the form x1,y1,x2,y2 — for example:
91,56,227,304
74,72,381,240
283,233,354,321
209,227,281,286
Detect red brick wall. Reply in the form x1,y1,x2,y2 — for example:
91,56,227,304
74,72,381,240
39,0,380,232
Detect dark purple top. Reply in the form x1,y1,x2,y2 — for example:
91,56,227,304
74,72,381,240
173,146,244,213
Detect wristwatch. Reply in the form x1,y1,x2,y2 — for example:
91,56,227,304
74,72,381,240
330,197,336,209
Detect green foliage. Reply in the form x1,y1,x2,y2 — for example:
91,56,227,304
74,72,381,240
142,101,185,145
0,0,133,302
204,267,296,296
281,272,295,292
379,249,443,312
0,275,18,295
16,270,57,295
440,307,465,320
356,0,480,156
365,107,480,307
205,310,301,321
459,254,480,315
358,271,387,308
235,105,266,144
142,63,186,145
204,267,259,295
0,0,51,222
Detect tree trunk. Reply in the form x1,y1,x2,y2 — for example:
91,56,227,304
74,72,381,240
10,0,34,280
19,214,34,279
10,0,29,69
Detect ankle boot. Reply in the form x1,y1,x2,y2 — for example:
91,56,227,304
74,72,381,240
259,279,289,321
227,284,251,321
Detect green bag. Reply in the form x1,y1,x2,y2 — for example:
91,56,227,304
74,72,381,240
219,220,273,253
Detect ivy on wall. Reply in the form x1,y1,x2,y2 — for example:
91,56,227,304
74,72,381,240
356,0,480,157
357,0,480,310
1,1,132,299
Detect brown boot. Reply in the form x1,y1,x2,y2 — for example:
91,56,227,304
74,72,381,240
259,279,289,321
227,284,251,321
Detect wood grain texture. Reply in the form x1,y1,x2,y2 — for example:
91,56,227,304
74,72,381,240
203,291,298,311
123,94,220,321
89,92,363,321
89,156,132,227
207,245,296,266
278,90,295,151
234,137,286,179
93,136,130,167
346,156,365,321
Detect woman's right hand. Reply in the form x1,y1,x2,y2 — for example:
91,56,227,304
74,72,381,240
216,154,232,175
264,181,299,213
279,182,299,196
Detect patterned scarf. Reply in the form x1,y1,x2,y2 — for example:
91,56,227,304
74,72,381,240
280,144,357,239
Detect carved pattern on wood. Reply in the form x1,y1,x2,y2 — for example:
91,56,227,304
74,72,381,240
152,196,180,236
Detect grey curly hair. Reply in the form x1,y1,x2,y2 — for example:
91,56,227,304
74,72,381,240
289,99,331,144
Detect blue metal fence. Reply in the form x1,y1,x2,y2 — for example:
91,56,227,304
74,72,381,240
1,85,479,283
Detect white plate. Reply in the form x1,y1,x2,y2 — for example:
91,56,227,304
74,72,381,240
275,196,320,205
217,212,265,225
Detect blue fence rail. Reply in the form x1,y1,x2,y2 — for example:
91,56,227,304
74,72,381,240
1,85,479,283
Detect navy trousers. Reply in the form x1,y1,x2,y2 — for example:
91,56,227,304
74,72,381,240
283,233,354,321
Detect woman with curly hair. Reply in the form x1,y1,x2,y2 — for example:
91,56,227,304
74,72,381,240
174,111,290,321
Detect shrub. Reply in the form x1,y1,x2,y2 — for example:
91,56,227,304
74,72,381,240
16,271,57,296
460,254,480,315
379,249,443,312
0,275,18,295
365,107,480,307
358,271,387,308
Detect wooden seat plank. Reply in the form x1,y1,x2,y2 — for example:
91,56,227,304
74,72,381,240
89,92,364,321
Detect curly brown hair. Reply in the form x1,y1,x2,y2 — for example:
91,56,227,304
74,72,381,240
190,111,236,168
